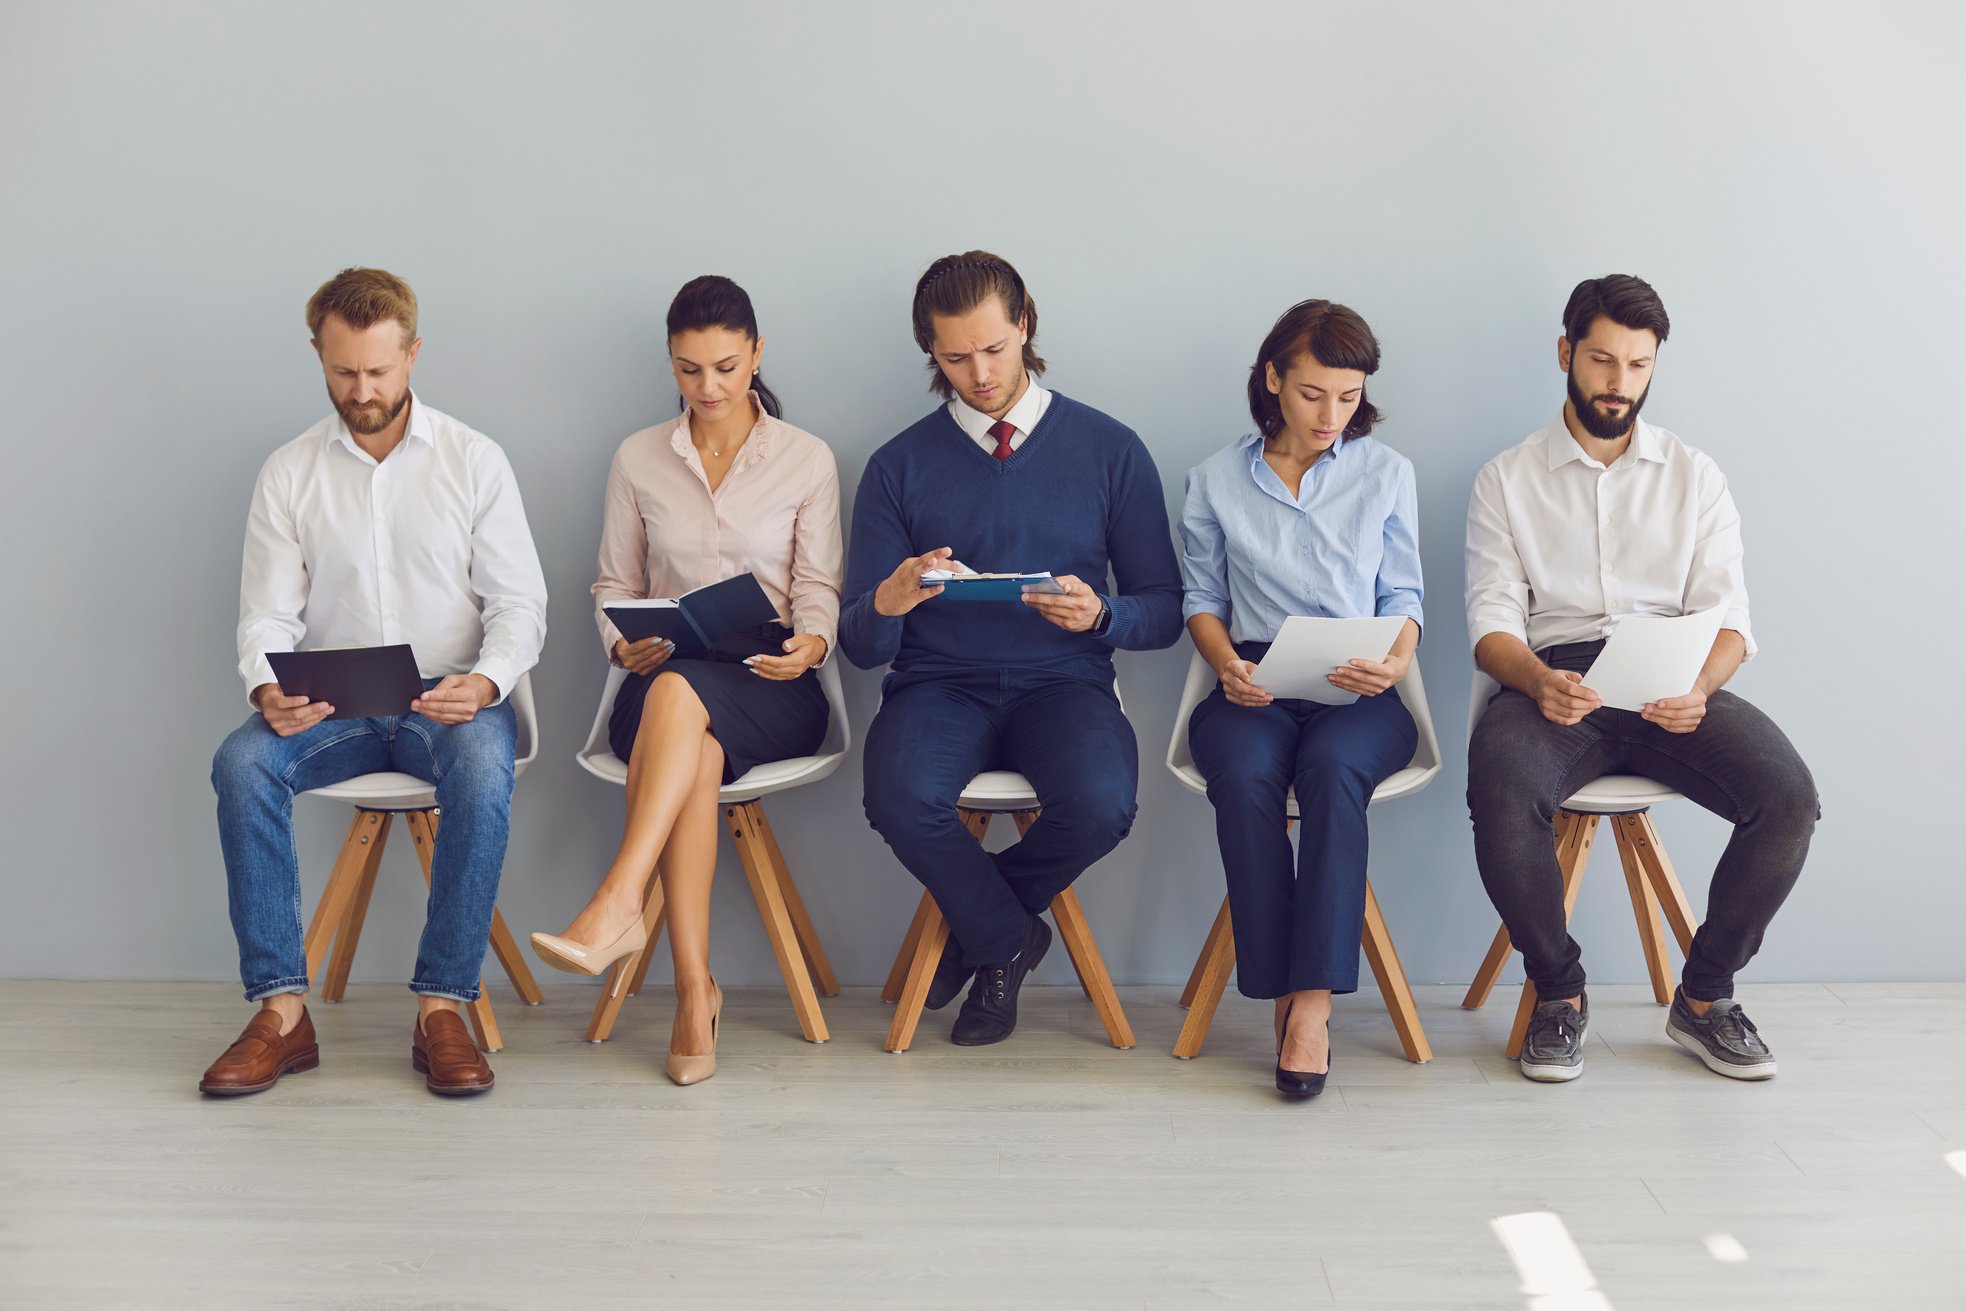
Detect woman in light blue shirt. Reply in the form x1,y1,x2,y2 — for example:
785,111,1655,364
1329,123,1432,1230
1179,300,1422,1099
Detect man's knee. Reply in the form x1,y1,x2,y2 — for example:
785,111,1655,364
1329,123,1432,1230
211,721,275,799
1044,780,1138,852
434,718,516,801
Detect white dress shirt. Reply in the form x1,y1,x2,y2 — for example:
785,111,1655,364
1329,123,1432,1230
949,377,1051,453
235,392,549,704
1465,415,1755,660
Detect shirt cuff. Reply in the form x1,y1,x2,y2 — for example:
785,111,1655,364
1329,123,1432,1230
1468,610,1528,651
1181,595,1229,625
469,661,517,705
242,656,279,708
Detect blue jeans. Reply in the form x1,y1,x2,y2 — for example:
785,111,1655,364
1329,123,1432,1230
211,686,518,1002
1189,648,1417,998
863,669,1139,966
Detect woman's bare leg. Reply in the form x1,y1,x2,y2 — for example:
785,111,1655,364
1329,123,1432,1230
558,673,712,946
665,734,725,1057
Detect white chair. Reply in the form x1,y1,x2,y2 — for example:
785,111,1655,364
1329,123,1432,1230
1163,651,1440,1062
877,765,1139,1054
1460,672,1697,1059
303,673,545,1054
571,660,850,1044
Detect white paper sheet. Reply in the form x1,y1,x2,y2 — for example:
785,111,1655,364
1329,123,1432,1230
1579,607,1726,711
1249,616,1408,705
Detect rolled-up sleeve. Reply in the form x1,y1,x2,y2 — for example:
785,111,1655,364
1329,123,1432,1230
1177,467,1230,625
1685,454,1756,660
1465,461,1530,648
1375,458,1425,634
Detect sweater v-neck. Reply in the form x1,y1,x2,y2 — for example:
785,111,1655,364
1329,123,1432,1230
940,392,1069,474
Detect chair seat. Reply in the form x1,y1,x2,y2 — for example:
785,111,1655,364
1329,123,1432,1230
303,759,535,811
957,770,1039,810
575,747,843,804
1166,760,1434,811
1560,774,1682,813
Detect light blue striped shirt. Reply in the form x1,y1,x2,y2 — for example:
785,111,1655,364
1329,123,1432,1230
1179,432,1424,644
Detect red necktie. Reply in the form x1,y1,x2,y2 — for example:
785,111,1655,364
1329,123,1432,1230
989,420,1016,461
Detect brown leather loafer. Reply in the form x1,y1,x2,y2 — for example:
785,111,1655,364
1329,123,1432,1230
412,1009,494,1096
199,1007,319,1096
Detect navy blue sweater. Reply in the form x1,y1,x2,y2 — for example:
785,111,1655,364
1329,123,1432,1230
839,392,1183,680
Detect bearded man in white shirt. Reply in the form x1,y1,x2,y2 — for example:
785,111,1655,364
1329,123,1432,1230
199,269,548,1098
1464,274,1818,1084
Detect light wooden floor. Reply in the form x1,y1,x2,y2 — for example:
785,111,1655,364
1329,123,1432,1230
3,980,1963,1309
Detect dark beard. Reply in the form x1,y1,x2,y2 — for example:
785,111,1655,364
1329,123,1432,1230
337,389,410,436
1566,366,1647,441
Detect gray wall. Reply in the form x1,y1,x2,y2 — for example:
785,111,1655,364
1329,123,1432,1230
4,1,1961,997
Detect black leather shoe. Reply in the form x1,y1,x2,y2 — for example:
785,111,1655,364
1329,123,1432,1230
924,932,974,1011
950,915,1051,1046
1275,999,1329,1099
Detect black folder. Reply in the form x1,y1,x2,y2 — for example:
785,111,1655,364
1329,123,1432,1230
265,645,425,720
604,573,779,658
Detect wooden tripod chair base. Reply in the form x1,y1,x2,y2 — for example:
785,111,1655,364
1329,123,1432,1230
1460,809,1697,1058
1171,878,1433,1063
584,799,839,1045
879,808,1136,1053
306,808,545,1054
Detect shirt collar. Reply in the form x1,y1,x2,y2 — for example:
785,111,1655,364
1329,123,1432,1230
949,376,1049,444
1542,412,1665,471
671,392,774,465
1240,428,1350,484
327,389,433,461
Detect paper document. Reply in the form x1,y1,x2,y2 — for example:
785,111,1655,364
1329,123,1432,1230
1249,616,1407,704
921,569,1068,600
1580,607,1725,711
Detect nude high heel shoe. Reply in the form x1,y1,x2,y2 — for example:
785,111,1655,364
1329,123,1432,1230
529,916,648,977
664,980,722,1086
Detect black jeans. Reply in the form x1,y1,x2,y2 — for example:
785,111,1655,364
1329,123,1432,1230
1466,643,1819,1001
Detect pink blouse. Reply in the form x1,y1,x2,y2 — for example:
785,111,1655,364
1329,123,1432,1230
592,400,842,663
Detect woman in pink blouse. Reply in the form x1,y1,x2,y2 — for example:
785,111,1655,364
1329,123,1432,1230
530,276,842,1085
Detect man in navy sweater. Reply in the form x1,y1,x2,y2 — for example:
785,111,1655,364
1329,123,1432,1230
841,250,1182,1045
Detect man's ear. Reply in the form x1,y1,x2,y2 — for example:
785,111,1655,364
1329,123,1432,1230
405,336,423,372
1556,335,1572,373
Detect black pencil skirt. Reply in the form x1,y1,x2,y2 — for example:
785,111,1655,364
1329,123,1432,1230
608,624,828,783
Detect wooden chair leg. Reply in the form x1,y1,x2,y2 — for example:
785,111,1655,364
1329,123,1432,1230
321,812,392,1002
1181,897,1233,1010
1461,924,1515,1010
1613,813,1674,1004
1622,811,1696,953
1049,886,1135,1049
304,810,387,984
1004,809,1093,1001
751,806,840,997
728,801,829,1043
585,877,667,1042
486,908,545,1006
1504,811,1598,1059
406,810,502,1053
1172,897,1236,1059
882,892,935,1004
1360,880,1432,1063
884,896,950,1052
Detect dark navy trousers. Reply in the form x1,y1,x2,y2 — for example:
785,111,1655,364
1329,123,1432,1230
1189,660,1415,999
863,668,1139,967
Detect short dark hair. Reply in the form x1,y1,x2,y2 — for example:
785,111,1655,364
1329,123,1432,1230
666,274,781,418
910,250,1046,400
1246,299,1382,441
1562,274,1670,348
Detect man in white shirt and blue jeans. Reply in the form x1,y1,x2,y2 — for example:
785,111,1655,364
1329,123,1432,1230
1465,274,1818,1083
201,269,547,1098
